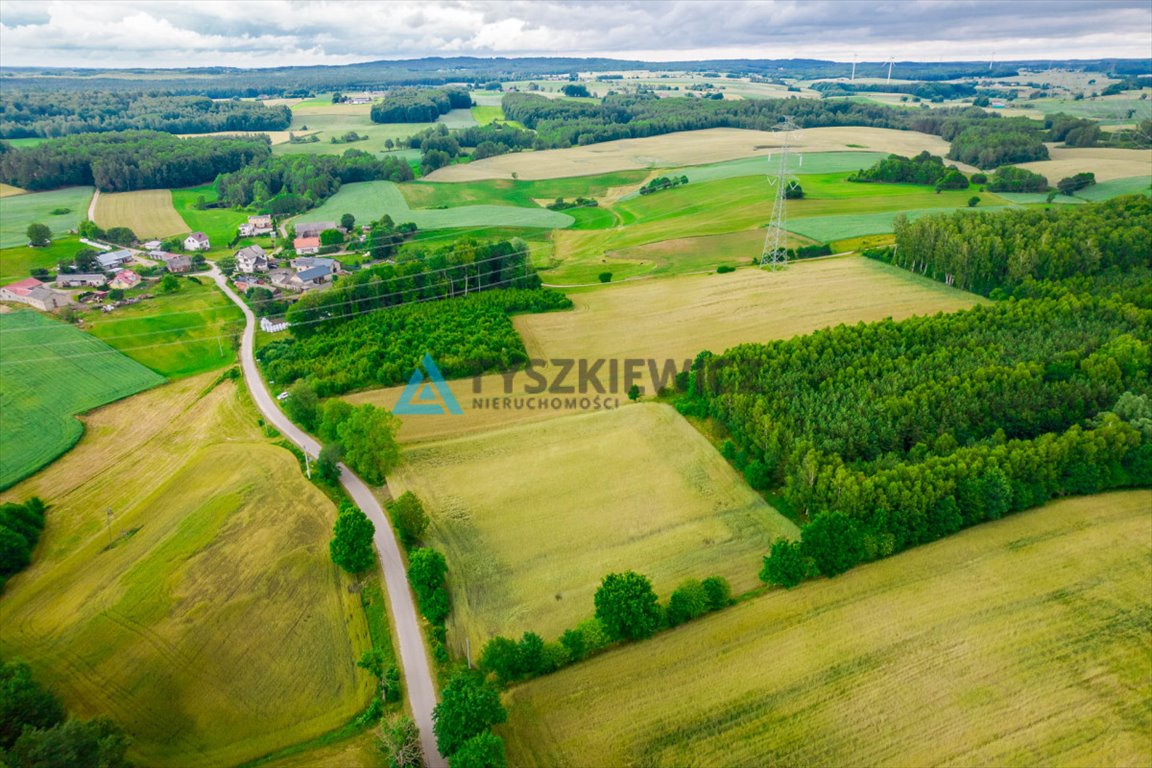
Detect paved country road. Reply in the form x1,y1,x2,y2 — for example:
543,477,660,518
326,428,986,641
211,269,446,767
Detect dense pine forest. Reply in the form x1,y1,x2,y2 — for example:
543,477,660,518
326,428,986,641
686,197,1152,582
0,92,291,139
0,131,271,191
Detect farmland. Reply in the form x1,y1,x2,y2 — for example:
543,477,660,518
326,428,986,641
79,278,244,378
346,256,984,441
0,183,25,197
0,310,164,489
424,126,964,181
1017,146,1152,183
0,186,93,248
0,234,85,285
502,491,1152,768
389,404,798,650
296,180,574,231
171,184,250,249
92,189,189,238
0,373,376,767
272,100,432,156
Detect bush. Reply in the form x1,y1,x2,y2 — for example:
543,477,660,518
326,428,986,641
700,575,732,610
665,579,709,627
408,548,450,624
716,265,735,273
389,491,428,549
598,272,613,283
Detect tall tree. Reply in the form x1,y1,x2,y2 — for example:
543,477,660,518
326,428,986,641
593,571,662,641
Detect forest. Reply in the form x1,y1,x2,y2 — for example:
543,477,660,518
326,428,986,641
369,88,472,123
0,131,271,191
214,149,412,212
681,197,1151,582
283,237,541,330
259,287,572,395
986,165,1050,192
0,92,291,139
848,151,968,188
405,122,536,171
884,196,1151,295
945,123,1049,167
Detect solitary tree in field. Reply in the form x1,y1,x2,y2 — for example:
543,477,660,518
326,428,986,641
594,571,662,641
384,138,395,151
329,503,377,574
598,272,612,283
627,384,642,402
25,223,50,247
432,671,507,757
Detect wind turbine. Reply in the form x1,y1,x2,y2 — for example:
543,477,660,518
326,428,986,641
988,51,997,72
851,54,857,82
886,58,895,84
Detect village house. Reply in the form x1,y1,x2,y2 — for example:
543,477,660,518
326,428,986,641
55,273,107,289
109,270,141,290
291,265,334,289
293,236,321,255
238,215,274,237
292,256,340,274
152,252,193,273
97,249,133,271
234,245,269,273
295,221,342,239
0,277,73,311
184,232,211,251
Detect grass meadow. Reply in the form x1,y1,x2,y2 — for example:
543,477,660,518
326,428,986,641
171,184,250,250
0,234,85,285
389,404,798,650
79,279,244,378
272,101,432,156
0,186,93,248
296,180,574,231
502,490,1152,767
93,189,189,238
0,373,376,767
0,310,164,489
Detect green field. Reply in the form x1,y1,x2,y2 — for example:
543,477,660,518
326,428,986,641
437,108,478,128
0,186,93,248
788,204,1009,242
79,279,244,378
502,491,1152,767
0,234,85,285
470,105,524,128
1073,175,1152,201
399,169,648,211
668,151,890,185
272,103,432,156
171,184,250,250
390,404,798,651
296,180,574,231
0,310,164,489
0,373,376,766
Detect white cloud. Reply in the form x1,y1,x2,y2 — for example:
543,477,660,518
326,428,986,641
0,0,1148,69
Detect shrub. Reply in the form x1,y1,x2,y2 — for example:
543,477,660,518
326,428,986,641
760,538,810,588
700,575,732,610
716,265,735,273
389,492,429,549
666,579,709,627
598,272,613,283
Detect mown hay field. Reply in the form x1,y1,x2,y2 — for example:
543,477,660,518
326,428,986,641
1017,146,1152,183
424,127,966,181
389,404,798,650
79,279,244,378
502,491,1152,768
0,186,93,248
0,310,164,489
0,373,375,767
297,180,574,230
0,183,25,197
93,189,190,238
347,257,984,442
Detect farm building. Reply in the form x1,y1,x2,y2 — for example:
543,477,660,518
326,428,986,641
56,273,107,289
184,232,211,251
142,240,163,250
295,221,342,239
239,215,274,237
109,270,141,290
235,245,269,273
97,249,133,270
293,237,321,255
0,277,73,311
291,256,339,274
160,253,193,273
291,265,334,289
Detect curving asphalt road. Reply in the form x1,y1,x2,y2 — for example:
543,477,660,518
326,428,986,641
212,269,445,767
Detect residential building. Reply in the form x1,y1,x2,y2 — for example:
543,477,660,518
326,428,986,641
184,232,211,251
97,249,133,271
235,245,269,273
295,221,340,239
238,215,275,237
109,270,141,290
291,265,334,289
55,273,107,289
291,256,339,274
152,252,193,273
0,277,73,311
293,237,321,255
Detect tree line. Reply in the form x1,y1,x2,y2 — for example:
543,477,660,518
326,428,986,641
213,149,412,213
370,88,471,123
0,92,290,139
848,151,969,189
0,498,45,589
258,287,572,396
404,122,536,173
0,131,271,192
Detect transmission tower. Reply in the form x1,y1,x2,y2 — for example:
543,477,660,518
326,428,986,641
760,117,801,270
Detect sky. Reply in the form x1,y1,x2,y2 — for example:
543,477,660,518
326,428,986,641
0,0,1149,70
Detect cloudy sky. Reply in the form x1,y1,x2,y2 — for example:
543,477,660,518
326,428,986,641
0,0,1148,70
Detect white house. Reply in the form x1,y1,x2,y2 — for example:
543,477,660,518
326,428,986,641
238,215,274,237
184,232,210,251
235,245,269,273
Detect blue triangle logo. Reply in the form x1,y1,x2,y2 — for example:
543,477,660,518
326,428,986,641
394,354,463,416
